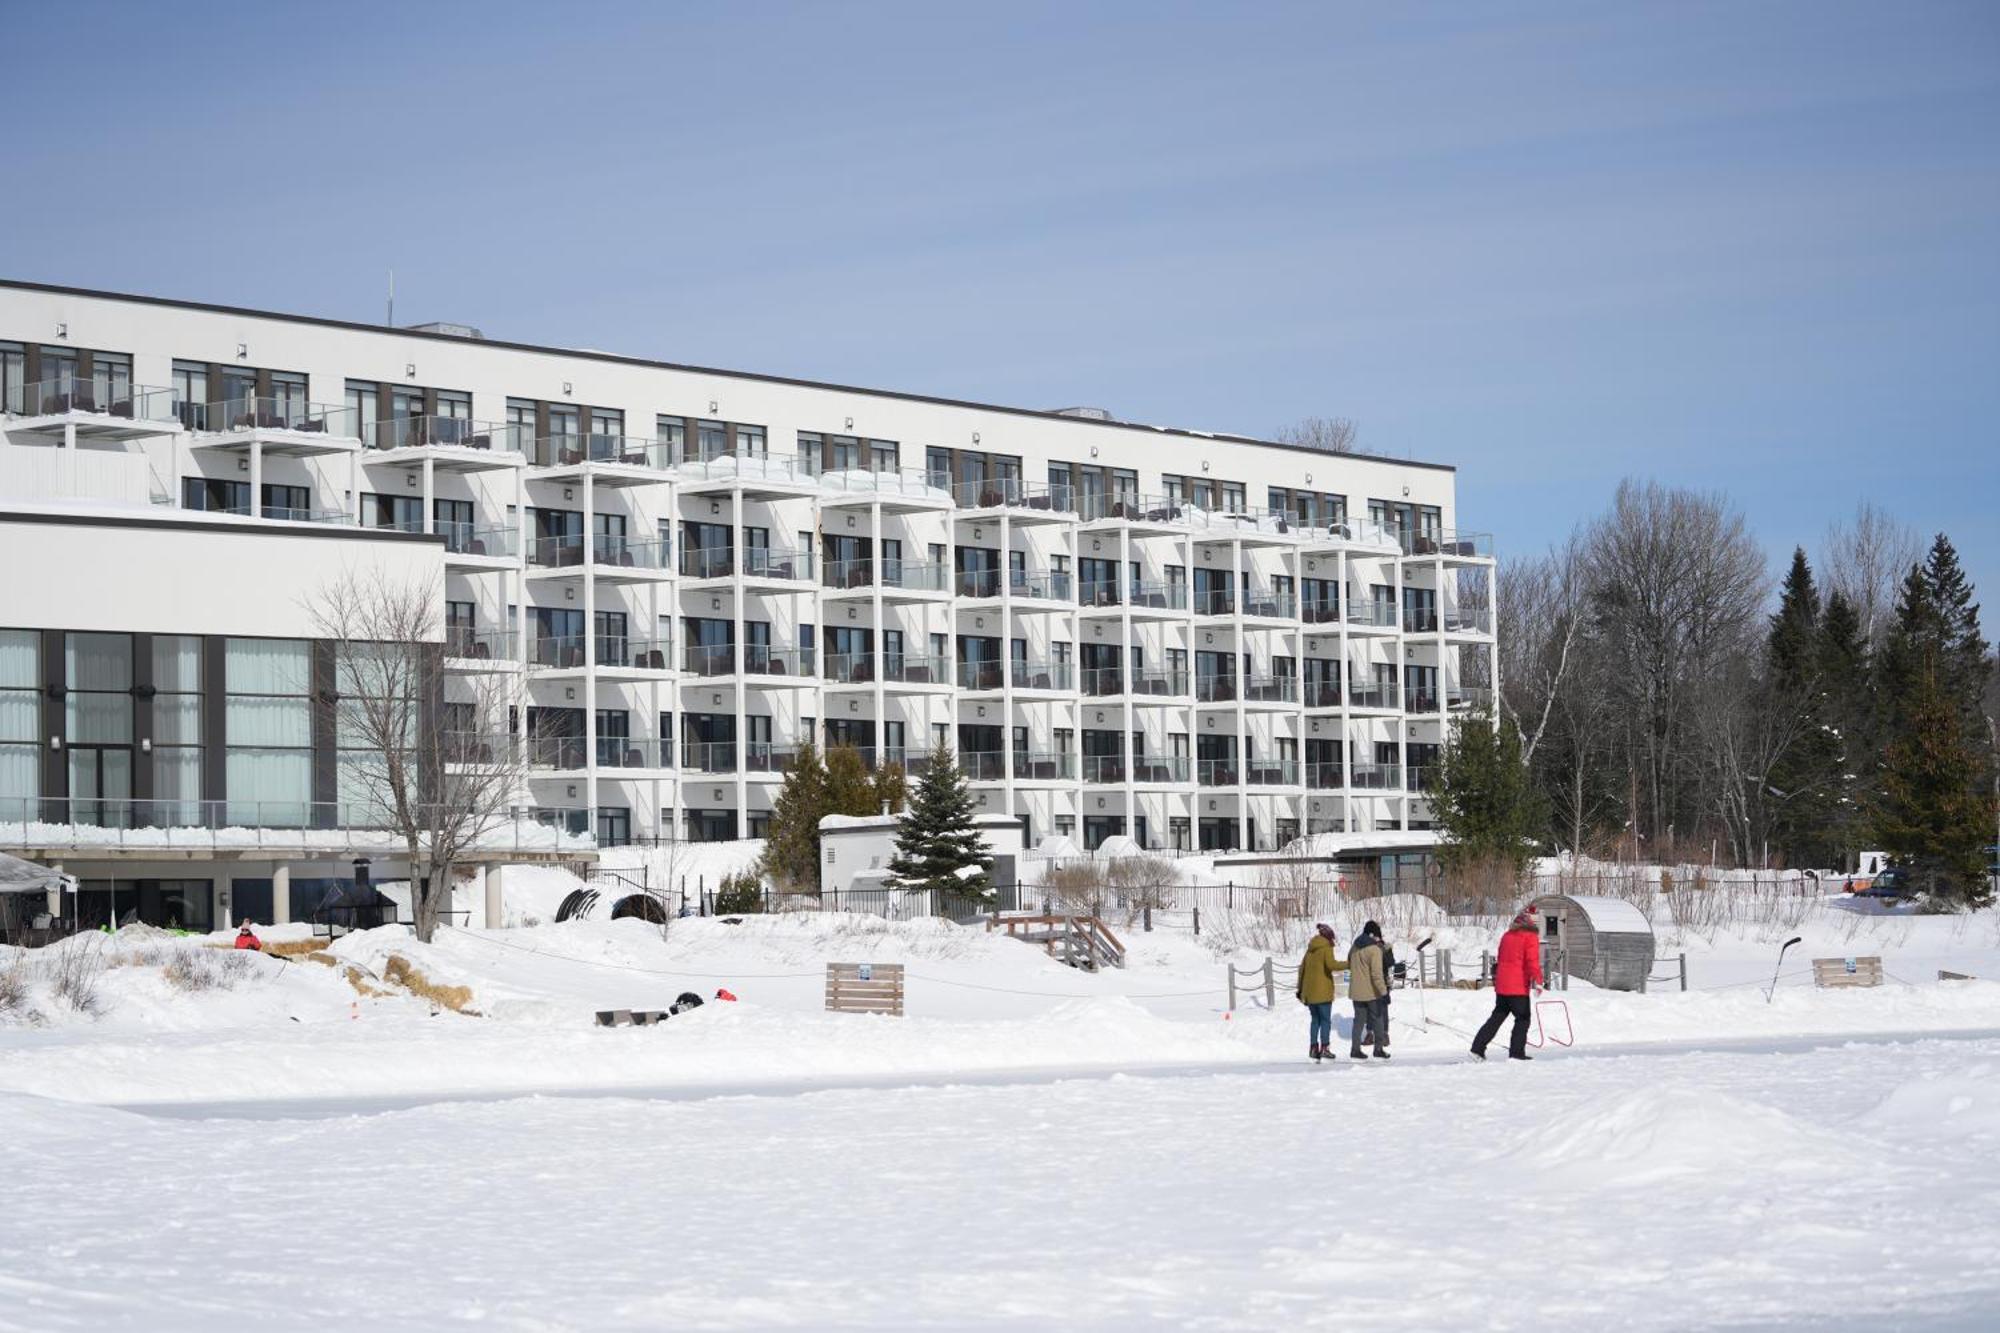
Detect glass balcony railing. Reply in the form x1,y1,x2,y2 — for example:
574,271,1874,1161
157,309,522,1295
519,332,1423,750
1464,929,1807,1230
1081,666,1124,697
1404,529,1494,558
681,741,737,774
1242,589,1298,619
1348,601,1400,629
1078,492,1182,523
1347,682,1402,710
1130,668,1188,697
820,557,947,592
1197,759,1239,787
1405,610,1440,634
1303,596,1342,624
526,534,586,568
1348,764,1404,791
1082,755,1126,784
260,505,352,524
1444,608,1493,633
817,466,943,499
958,751,1008,781
591,533,671,570
1014,751,1077,781
949,478,1075,514
1306,761,1344,789
682,643,737,677
682,545,809,580
1242,673,1299,704
955,660,1076,691
1304,680,1343,708
1195,673,1237,703
1447,686,1495,712
1406,765,1436,794
441,523,518,558
745,742,804,774
526,636,672,670
5,375,176,424
0,796,594,850
366,415,521,453
675,451,815,486
596,737,672,769
531,434,672,470
444,628,515,661
1133,755,1191,783
1081,579,1189,611
202,396,358,440
1246,760,1300,786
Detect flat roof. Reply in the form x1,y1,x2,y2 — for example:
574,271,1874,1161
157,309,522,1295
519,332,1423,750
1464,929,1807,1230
0,277,1455,474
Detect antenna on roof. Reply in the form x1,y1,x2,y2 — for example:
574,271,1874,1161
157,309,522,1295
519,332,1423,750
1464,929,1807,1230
386,269,395,327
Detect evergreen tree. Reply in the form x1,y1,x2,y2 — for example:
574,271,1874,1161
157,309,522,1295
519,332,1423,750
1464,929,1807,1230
824,744,881,817
756,742,828,895
1881,534,1991,743
1816,589,1874,865
1429,711,1546,877
1875,649,1996,908
886,742,993,896
1766,549,1844,869
872,761,909,816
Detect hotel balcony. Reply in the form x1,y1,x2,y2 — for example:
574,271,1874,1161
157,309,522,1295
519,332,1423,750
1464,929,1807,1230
822,652,951,690
675,450,820,498
1401,529,1494,561
949,477,1077,524
952,568,1075,607
1345,601,1400,634
1193,586,1298,620
1195,672,1297,707
680,741,738,775
1302,595,1342,625
1347,764,1405,791
680,543,811,586
1077,491,1194,534
1077,579,1188,619
1443,607,1495,636
1305,760,1345,790
526,634,673,675
0,796,591,855
1080,667,1188,700
745,742,806,776
3,376,179,442
189,396,361,457
681,643,814,684
1245,760,1301,787
524,735,673,773
1446,685,1495,712
817,466,954,513
1346,681,1402,712
956,659,1075,693
527,433,673,484
363,416,526,472
440,522,519,567
443,628,519,671
820,557,949,603
526,533,672,584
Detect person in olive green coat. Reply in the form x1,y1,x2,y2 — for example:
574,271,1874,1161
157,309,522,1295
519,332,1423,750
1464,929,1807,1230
1347,921,1390,1059
1295,924,1345,1061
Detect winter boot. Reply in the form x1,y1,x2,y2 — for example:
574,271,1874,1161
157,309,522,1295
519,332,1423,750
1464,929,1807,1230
1508,1053,1533,1061
1309,1043,1322,1062
1470,1047,1486,1060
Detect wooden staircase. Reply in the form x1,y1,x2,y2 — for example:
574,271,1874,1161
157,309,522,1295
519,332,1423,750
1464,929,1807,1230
990,914,1126,972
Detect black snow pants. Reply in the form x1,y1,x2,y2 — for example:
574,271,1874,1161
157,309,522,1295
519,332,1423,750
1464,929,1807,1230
1472,993,1532,1058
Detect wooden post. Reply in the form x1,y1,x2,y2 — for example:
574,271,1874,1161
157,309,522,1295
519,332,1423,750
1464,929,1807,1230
1193,904,1201,936
1263,957,1275,1009
1143,903,1152,933
1679,952,1688,992
1227,964,1237,1012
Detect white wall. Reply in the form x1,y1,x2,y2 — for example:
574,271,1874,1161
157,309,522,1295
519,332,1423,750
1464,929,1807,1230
0,511,445,638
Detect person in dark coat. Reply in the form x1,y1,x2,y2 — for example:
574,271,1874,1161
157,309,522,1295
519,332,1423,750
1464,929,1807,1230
1361,927,1398,1049
1346,920,1389,1059
1472,909,1545,1060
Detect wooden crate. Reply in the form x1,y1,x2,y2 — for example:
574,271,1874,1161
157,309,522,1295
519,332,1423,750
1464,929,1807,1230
826,962,906,1016
1812,956,1884,989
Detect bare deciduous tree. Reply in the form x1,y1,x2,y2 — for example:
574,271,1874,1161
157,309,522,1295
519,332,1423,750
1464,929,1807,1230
1824,501,1921,647
308,571,530,942
1276,416,1357,454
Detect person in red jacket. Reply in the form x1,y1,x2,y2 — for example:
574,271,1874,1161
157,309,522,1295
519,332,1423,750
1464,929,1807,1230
1471,909,1543,1060
233,923,262,951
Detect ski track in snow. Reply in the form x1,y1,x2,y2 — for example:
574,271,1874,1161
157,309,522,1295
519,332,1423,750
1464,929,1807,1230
3,1037,1999,1331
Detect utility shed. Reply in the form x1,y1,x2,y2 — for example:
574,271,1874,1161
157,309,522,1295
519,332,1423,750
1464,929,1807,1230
1531,894,1656,992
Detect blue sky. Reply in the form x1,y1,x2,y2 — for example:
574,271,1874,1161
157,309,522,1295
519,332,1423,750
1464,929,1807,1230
6,1,1997,602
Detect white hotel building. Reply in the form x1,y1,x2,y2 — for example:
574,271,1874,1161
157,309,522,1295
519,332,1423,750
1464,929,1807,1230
0,279,1495,929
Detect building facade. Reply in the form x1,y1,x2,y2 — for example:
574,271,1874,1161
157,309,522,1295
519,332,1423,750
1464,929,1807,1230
0,279,1495,923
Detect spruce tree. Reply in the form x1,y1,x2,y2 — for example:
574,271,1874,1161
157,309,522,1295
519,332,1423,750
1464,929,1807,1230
1817,589,1873,865
1876,649,1996,908
886,742,993,897
757,742,828,895
1766,549,1844,869
1429,711,1546,878
872,761,909,816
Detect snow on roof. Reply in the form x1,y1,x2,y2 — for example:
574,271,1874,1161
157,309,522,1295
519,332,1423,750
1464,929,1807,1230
1547,894,1653,934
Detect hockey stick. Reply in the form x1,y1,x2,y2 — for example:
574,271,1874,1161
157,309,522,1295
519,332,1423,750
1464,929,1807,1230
1765,936,1803,1004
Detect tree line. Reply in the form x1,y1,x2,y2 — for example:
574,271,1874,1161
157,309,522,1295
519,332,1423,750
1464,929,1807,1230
1455,482,1997,907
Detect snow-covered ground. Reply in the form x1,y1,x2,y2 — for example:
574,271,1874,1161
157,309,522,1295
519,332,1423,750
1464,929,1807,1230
4,875,2000,1329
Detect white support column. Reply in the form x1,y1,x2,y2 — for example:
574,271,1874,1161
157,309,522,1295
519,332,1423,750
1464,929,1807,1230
732,485,747,838
1232,536,1248,849
1394,548,1408,829
1118,523,1134,842
810,493,824,763
1290,542,1307,842
480,864,501,929
346,447,359,523
1337,547,1353,836
1000,508,1015,812
271,861,291,926
248,441,262,517
422,457,436,533
583,469,599,842
870,499,886,762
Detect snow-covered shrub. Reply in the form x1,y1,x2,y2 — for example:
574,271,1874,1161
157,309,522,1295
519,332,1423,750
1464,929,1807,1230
714,870,764,914
0,950,25,1016
44,938,106,1016
161,948,254,993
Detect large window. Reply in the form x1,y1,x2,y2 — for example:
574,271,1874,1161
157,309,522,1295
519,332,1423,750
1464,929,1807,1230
66,633,133,827
152,636,203,824
0,630,37,803
225,639,311,827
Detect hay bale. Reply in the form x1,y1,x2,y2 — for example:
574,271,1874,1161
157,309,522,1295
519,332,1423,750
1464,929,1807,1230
382,954,479,1015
